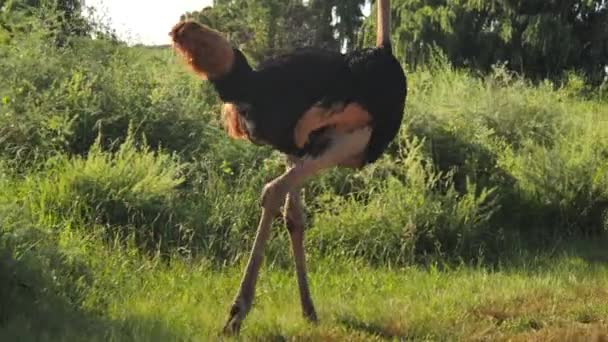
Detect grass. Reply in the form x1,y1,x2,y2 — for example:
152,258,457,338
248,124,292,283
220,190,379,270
2,236,608,341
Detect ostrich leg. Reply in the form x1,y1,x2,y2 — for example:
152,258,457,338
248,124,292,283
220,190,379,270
284,156,317,322
223,127,371,335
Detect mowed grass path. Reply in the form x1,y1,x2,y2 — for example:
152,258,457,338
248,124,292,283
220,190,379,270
3,240,608,341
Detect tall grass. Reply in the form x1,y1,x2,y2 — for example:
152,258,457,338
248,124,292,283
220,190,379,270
1,9,607,266
407,63,608,241
0,18,220,163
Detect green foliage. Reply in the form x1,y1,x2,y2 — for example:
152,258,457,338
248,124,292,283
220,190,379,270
0,0,93,45
5,132,188,256
0,8,607,341
0,12,219,163
310,136,498,265
2,6,608,266
181,0,367,62
361,0,608,83
2,5,608,341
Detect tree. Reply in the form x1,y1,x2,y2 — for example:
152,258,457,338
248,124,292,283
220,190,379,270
181,0,368,63
360,0,608,83
333,0,366,51
181,1,272,62
1,0,92,44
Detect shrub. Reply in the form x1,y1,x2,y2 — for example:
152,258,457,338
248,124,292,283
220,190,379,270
0,12,219,165
309,135,499,265
19,132,188,252
406,64,608,244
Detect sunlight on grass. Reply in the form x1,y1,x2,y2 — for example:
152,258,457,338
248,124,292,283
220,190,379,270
4,244,600,341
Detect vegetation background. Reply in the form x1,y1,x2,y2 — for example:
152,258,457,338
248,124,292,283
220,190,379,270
1,0,608,340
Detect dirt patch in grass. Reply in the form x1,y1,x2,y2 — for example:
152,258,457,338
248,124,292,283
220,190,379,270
507,323,608,342
469,286,608,341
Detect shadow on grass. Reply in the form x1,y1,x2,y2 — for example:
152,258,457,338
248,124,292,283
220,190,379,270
337,315,407,340
0,247,179,342
557,237,608,264
494,235,608,274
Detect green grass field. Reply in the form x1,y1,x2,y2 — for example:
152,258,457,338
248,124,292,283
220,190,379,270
2,237,608,341
1,6,608,341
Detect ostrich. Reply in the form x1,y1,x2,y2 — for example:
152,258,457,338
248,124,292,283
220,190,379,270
170,0,406,334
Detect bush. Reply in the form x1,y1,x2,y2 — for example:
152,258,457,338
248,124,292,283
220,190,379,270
18,132,188,252
406,64,608,244
0,12,219,165
309,136,499,265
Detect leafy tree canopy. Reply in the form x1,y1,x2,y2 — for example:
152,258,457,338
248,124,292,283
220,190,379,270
361,0,608,83
181,0,367,63
1,0,91,39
